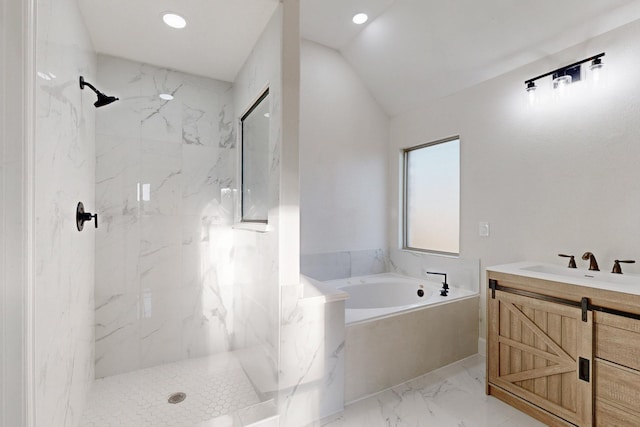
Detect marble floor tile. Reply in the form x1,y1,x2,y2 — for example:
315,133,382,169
309,354,546,427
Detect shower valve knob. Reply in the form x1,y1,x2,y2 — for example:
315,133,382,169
76,202,98,231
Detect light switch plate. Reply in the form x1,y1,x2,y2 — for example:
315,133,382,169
479,222,490,237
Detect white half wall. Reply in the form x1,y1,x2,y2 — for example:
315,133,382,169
300,39,389,255
389,19,640,341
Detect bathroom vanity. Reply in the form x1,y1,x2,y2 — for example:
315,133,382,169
486,262,640,427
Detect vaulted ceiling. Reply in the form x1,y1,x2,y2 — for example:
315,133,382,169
79,0,640,116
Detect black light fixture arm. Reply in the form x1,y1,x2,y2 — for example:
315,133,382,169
524,52,605,85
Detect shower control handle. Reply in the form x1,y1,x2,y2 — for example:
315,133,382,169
76,202,98,231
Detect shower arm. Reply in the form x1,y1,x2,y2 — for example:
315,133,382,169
79,76,102,96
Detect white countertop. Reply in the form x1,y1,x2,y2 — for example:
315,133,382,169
487,261,640,297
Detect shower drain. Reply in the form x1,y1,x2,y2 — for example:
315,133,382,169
168,392,187,404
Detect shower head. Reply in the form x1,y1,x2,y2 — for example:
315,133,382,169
79,76,119,108
94,92,119,108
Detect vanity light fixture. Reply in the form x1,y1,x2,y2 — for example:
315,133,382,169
162,12,187,29
352,13,368,24
524,52,605,94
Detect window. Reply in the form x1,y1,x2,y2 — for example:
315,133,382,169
241,89,270,223
403,136,460,255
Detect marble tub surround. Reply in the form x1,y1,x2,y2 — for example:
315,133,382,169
35,0,97,424
311,355,545,427
278,276,348,427
94,55,237,377
388,248,480,294
344,294,479,403
300,248,387,281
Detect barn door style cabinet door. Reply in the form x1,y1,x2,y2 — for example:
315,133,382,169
486,265,640,427
488,286,593,426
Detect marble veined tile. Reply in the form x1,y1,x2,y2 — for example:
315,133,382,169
310,355,545,427
349,248,386,277
300,252,351,281
182,144,220,216
94,53,241,377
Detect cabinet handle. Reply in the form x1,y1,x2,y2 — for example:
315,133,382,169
578,357,590,382
581,297,589,322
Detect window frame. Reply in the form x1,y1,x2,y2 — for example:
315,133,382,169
402,135,460,256
240,87,270,224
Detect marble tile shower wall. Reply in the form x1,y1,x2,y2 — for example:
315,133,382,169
230,8,284,399
35,0,97,425
94,55,236,377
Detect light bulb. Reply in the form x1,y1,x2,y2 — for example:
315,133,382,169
552,74,572,99
553,75,572,90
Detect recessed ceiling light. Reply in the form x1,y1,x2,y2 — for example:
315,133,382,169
352,13,368,25
162,12,187,29
159,93,174,101
264,112,270,118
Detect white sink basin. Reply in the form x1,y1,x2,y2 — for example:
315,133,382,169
488,261,640,295
522,264,640,286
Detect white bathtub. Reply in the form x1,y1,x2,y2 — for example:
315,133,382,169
324,272,480,402
325,273,477,324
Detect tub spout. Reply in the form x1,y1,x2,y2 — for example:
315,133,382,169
426,271,449,297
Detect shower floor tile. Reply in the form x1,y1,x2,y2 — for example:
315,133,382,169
80,352,261,427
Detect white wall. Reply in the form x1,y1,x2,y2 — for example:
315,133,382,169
35,0,96,425
299,39,389,255
389,19,640,340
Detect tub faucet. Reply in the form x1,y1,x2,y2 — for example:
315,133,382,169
582,252,599,271
426,271,449,297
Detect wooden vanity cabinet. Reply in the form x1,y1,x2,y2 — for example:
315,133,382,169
486,271,640,427
593,312,640,426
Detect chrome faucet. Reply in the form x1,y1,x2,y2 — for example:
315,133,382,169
582,252,599,271
426,271,449,296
